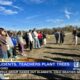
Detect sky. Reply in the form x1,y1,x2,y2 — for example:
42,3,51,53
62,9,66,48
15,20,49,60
0,0,80,30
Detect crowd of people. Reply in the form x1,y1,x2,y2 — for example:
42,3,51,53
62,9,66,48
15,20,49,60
0,28,46,61
0,27,80,61
23,29,47,50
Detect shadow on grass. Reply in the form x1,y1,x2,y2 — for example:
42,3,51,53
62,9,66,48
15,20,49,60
64,43,80,45
47,42,80,45
33,73,73,80
27,58,53,62
35,59,53,62
47,42,57,44
14,56,74,62
15,57,53,62
44,56,74,62
44,52,80,57
62,44,73,45
45,46,80,51
47,43,73,45
50,57,73,61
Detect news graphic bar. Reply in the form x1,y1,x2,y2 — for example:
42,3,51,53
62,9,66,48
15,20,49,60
0,62,79,70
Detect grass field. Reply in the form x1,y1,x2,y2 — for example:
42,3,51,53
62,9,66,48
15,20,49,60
2,32,80,79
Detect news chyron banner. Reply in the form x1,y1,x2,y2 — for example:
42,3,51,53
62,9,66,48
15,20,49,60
0,62,80,74
0,61,80,70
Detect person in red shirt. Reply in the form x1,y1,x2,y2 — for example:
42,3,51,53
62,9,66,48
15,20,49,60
38,31,43,46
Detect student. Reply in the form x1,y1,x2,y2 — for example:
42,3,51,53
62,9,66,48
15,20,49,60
43,32,47,45
17,31,25,55
60,30,65,44
0,46,2,58
11,33,18,58
28,30,33,51
54,30,59,44
33,29,40,49
32,30,35,48
38,31,43,46
6,31,14,58
24,32,29,49
72,28,78,45
0,28,8,60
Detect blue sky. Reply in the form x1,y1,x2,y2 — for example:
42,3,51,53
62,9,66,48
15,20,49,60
0,0,80,30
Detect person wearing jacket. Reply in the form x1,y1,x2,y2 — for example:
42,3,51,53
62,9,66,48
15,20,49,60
38,31,43,46
6,32,14,58
32,29,40,49
0,28,8,60
23,32,29,49
28,30,33,51
54,30,60,44
60,30,65,44
17,31,25,56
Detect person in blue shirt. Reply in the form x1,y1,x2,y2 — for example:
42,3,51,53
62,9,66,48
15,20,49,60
11,33,18,58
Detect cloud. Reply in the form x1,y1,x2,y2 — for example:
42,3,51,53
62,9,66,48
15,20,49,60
30,0,45,4
46,19,63,23
64,9,72,19
23,0,46,4
0,0,22,15
4,9,18,15
0,6,18,15
0,0,12,6
0,6,5,11
12,5,23,10
26,15,40,20
46,19,54,23
0,0,22,10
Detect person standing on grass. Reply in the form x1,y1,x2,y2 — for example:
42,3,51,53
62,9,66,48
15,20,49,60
28,30,33,51
38,31,43,46
0,28,8,61
60,30,65,44
43,32,47,45
32,30,35,48
23,32,29,49
54,30,59,44
33,29,40,49
11,33,18,58
6,31,14,59
17,31,25,56
72,28,78,45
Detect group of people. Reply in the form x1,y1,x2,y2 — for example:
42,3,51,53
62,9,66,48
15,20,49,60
23,29,47,51
54,28,80,45
0,27,80,61
0,28,47,61
54,30,65,44
0,28,18,61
